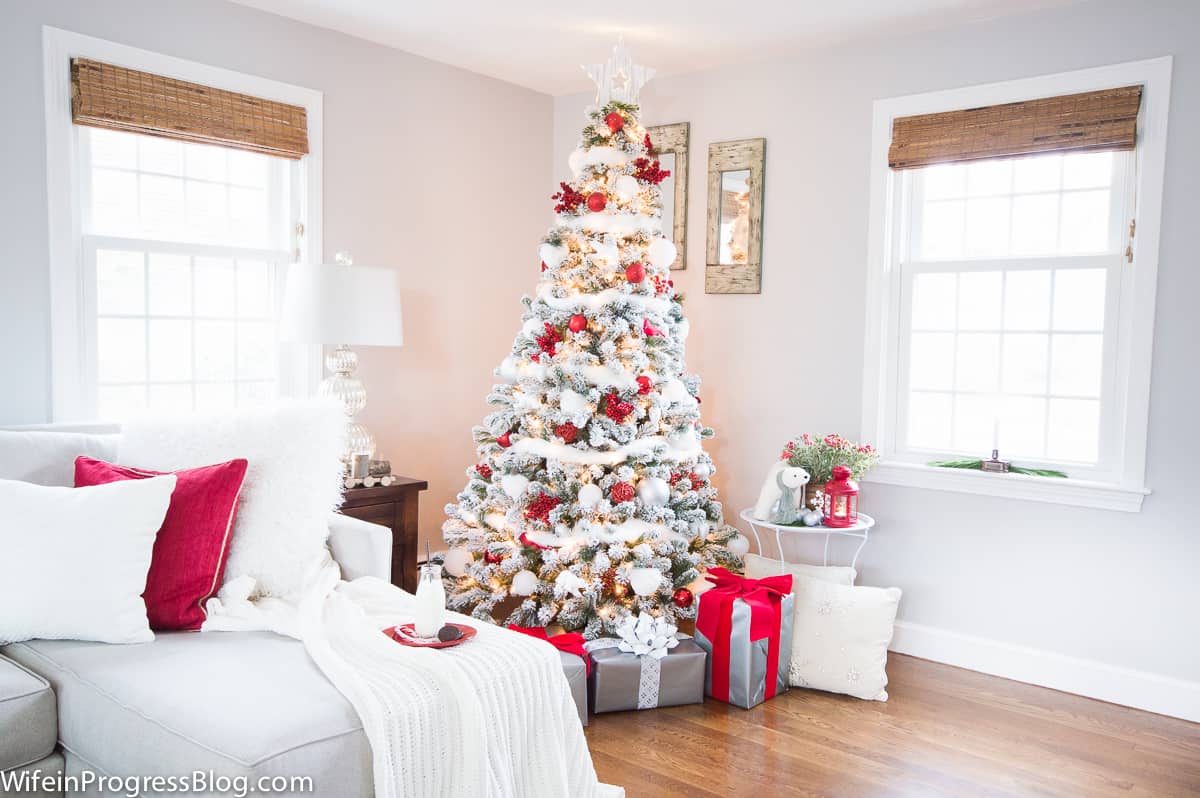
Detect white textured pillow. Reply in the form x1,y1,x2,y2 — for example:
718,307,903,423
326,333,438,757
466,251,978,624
789,576,901,701
0,476,176,644
744,553,857,586
118,399,346,601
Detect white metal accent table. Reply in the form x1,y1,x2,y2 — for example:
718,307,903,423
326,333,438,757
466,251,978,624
738,508,875,570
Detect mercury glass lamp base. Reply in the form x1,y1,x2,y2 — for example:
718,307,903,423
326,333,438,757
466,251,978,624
318,344,377,459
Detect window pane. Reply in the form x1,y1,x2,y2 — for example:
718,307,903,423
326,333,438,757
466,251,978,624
90,129,137,169
911,273,957,330
920,200,964,259
1062,152,1112,189
96,250,144,315
98,385,146,420
1010,194,1059,256
148,319,192,381
1012,155,1061,193
148,253,192,316
194,257,236,317
148,383,194,414
955,333,1000,392
965,160,1011,197
922,164,965,200
237,260,273,319
194,320,235,380
1047,398,1099,462
909,333,955,390
237,321,275,380
1051,334,1103,397
139,175,185,241
1000,333,1049,394
907,392,953,450
957,271,1002,330
91,169,138,235
229,187,269,247
1053,269,1106,331
185,143,227,181
1059,190,1110,253
1003,270,1051,330
964,197,1011,258
998,396,1046,458
138,137,183,175
195,382,236,411
952,394,996,453
97,318,146,382
227,150,269,188
186,181,229,243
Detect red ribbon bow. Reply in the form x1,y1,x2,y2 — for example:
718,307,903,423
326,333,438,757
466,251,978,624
695,567,793,703
507,625,591,675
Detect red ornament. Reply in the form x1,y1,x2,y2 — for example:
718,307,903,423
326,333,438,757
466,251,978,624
524,492,562,524
484,550,503,564
605,111,625,133
554,422,579,443
610,482,635,503
625,262,646,283
497,432,512,448
541,260,547,272
822,465,860,528
642,318,663,337
474,463,493,480
568,314,588,333
551,182,586,214
672,588,694,608
586,192,607,212
636,375,653,395
603,391,634,423
519,531,551,551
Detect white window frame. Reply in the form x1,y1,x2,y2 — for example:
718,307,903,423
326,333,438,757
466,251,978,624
42,26,324,422
862,58,1173,512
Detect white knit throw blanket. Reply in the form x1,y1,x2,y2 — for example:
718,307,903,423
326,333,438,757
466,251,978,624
205,567,622,798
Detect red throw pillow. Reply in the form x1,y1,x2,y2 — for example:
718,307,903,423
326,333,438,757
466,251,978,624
74,455,248,631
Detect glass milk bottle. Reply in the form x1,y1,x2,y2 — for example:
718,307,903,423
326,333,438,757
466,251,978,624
413,563,446,638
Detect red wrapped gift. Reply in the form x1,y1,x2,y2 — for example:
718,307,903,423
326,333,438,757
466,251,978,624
694,568,794,709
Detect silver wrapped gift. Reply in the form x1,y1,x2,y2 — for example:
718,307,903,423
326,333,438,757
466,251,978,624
694,572,795,709
558,650,588,726
585,638,706,713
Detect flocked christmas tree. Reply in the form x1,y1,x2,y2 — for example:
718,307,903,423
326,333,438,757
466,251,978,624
441,40,741,638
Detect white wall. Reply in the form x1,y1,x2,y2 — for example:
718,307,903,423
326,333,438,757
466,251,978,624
555,0,1200,717
0,0,553,552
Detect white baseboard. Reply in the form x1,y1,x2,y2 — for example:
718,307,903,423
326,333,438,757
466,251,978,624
889,621,1200,723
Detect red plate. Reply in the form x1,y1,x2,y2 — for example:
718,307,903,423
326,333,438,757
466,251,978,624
384,622,477,649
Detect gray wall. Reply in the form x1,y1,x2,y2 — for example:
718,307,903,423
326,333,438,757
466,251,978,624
552,0,1200,697
0,0,554,551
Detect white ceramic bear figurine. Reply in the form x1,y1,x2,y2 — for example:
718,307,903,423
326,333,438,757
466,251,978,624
752,461,811,522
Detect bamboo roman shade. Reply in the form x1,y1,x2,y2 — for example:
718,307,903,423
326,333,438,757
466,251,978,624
888,85,1142,170
71,58,309,159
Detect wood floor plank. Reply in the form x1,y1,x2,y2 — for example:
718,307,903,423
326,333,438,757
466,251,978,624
583,653,1200,798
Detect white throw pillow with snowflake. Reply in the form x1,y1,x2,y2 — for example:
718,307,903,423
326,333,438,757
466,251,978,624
743,553,857,586
789,576,901,701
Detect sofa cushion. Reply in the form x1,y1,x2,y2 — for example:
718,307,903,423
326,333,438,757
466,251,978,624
2,632,371,797
0,430,118,487
0,654,57,772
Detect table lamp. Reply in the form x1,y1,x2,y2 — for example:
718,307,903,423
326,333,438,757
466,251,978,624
279,252,403,460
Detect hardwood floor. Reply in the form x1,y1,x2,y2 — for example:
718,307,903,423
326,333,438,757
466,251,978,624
583,654,1200,797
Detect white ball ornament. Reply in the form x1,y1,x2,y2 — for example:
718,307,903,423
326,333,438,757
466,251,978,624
802,510,824,527
577,483,603,508
510,570,539,596
567,148,586,177
485,512,507,530
442,548,470,577
614,175,639,201
646,237,678,269
668,426,698,451
538,242,568,270
727,534,751,557
501,474,529,500
629,567,664,596
662,379,691,405
638,477,671,506
559,389,590,416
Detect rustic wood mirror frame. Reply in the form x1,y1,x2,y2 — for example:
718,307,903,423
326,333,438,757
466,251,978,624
705,138,765,294
646,122,689,270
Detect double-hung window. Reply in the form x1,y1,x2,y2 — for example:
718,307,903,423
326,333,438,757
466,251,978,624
43,32,322,423
863,60,1172,511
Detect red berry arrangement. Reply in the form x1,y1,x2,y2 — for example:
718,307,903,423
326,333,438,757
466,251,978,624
633,157,671,185
603,391,635,423
551,182,586,214
475,463,493,480
536,322,562,357
643,133,655,154
555,422,579,443
605,111,625,132
610,482,635,503
524,492,562,524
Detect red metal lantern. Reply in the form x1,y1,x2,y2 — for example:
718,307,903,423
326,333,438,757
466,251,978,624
822,465,859,528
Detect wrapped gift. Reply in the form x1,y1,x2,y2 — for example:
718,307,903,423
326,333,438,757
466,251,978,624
585,615,706,713
694,567,794,709
508,625,589,726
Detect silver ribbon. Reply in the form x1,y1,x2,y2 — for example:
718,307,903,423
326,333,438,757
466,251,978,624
585,637,673,709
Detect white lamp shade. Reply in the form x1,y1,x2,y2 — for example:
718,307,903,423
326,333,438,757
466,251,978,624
279,262,404,346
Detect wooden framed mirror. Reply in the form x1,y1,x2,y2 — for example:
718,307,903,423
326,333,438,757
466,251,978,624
705,138,765,293
646,122,689,270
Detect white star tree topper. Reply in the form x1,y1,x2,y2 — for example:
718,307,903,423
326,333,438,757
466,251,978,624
582,37,655,105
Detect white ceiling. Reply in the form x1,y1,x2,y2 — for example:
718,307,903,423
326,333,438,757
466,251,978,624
229,0,1076,96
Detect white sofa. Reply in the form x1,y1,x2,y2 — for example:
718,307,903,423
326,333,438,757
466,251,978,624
0,428,393,797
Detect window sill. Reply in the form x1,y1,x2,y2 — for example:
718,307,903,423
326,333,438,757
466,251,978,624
863,461,1149,512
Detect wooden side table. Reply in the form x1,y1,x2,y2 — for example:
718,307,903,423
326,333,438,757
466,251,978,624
339,477,428,592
